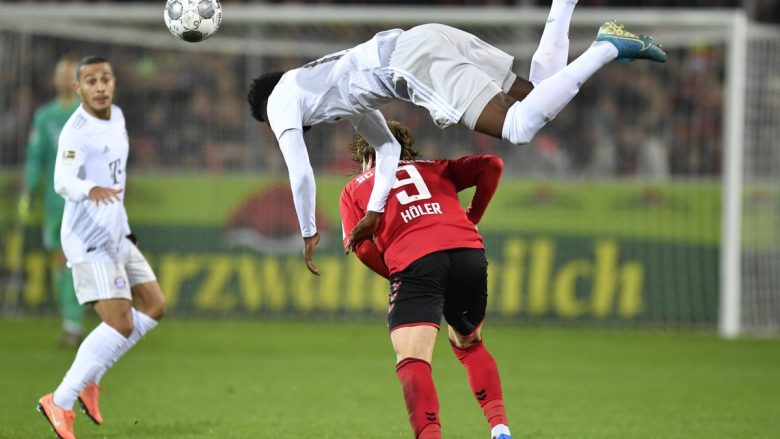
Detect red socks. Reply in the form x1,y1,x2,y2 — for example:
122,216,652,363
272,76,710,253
451,340,508,428
396,358,441,439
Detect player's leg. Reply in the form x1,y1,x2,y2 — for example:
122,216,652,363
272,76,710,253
37,257,134,437
79,242,164,424
387,252,449,439
443,248,511,439
449,326,511,439
50,298,132,407
89,279,164,386
530,0,578,85
38,295,131,438
479,22,666,144
392,325,440,439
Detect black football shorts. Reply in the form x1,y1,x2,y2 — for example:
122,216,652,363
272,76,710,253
387,248,487,336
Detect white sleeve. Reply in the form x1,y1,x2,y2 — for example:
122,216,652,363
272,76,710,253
53,129,97,202
121,210,132,236
352,110,401,213
278,128,317,238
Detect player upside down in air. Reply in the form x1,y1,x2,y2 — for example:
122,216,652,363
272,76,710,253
247,0,666,273
36,56,166,439
340,121,510,439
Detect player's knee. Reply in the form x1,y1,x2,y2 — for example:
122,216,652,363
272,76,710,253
449,326,482,349
502,121,534,145
451,334,481,349
501,101,540,145
146,300,166,321
110,314,134,338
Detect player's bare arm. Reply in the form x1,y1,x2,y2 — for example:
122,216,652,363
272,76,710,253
449,155,504,225
345,210,381,254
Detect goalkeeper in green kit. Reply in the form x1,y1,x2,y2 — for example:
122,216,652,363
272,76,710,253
18,56,83,347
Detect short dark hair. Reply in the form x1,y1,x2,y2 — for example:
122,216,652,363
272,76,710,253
247,71,285,122
349,120,420,172
75,55,109,80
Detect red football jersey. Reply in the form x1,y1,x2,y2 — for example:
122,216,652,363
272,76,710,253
340,155,503,276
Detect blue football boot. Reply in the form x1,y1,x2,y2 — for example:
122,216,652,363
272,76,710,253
594,20,667,63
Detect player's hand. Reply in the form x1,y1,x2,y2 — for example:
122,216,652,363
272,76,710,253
466,204,479,225
303,232,321,276
88,187,122,205
345,211,382,254
17,193,31,224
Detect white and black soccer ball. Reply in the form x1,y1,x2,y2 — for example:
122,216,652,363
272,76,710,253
164,0,222,43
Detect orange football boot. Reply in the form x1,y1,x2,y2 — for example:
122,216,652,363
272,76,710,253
37,393,76,439
78,382,103,425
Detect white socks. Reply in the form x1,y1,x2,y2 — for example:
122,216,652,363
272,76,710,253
492,424,511,438
53,322,127,409
93,308,159,385
503,42,617,145
52,308,159,409
544,0,577,41
530,0,578,85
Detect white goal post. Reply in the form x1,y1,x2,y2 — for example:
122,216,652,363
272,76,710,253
0,4,777,336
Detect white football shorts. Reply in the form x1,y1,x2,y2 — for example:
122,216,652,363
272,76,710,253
388,23,517,130
71,241,156,305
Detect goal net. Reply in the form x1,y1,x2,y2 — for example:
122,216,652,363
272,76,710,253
738,25,780,335
0,5,776,334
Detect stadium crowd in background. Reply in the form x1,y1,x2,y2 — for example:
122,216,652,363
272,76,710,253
1,0,775,178
0,41,725,178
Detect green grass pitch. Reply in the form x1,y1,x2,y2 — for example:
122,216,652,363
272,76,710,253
1,318,779,438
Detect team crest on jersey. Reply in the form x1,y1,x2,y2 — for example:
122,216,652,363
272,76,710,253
62,150,76,160
114,276,127,288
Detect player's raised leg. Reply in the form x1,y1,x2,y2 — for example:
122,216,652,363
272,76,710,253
475,21,666,144
391,325,442,439
450,326,511,439
530,0,578,85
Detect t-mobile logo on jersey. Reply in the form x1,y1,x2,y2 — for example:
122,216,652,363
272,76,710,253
399,202,442,223
108,159,122,184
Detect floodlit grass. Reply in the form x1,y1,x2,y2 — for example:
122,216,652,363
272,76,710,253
1,318,778,438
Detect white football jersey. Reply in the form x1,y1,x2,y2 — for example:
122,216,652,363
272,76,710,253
54,104,131,263
266,28,404,138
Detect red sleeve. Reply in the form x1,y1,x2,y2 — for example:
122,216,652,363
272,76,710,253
339,184,363,246
446,155,504,225
355,240,390,279
339,183,390,278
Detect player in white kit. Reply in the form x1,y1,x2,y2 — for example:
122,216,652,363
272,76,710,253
37,56,166,439
247,2,666,275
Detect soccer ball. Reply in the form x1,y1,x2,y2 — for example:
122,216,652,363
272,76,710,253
164,0,222,43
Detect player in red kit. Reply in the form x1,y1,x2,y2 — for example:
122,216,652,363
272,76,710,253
340,121,511,439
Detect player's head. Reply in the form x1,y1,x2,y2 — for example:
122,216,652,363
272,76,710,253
349,120,420,172
247,71,285,123
53,56,77,99
74,56,115,118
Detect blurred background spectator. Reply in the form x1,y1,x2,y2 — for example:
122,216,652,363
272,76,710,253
0,0,776,178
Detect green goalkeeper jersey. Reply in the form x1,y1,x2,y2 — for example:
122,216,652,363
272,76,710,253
24,99,80,220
